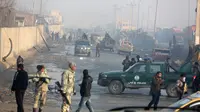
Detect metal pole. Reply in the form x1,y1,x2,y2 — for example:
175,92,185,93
188,0,190,38
32,0,35,26
114,5,117,30
153,0,158,40
136,0,141,30
135,0,141,38
40,0,43,15
131,5,134,30
147,6,151,31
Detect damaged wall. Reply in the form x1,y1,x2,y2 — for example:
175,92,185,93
0,25,44,64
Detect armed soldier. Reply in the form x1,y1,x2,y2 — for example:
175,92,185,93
31,65,50,112
96,43,100,57
61,62,76,112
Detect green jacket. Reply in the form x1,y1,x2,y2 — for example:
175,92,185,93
61,68,75,95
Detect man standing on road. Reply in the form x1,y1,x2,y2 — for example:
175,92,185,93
76,69,94,112
122,55,131,71
193,74,200,93
192,62,199,75
192,62,200,92
96,43,100,57
11,64,28,112
145,72,164,111
61,62,76,112
129,58,136,66
32,65,50,112
176,73,186,100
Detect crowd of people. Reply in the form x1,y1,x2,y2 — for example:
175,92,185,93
122,55,136,71
12,56,94,112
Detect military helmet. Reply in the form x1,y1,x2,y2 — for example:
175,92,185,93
69,62,76,67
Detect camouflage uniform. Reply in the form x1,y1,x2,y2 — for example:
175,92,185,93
61,68,75,112
32,69,50,111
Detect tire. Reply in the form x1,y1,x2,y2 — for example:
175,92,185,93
166,83,178,97
108,80,125,95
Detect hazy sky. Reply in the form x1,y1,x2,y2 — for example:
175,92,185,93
18,0,197,29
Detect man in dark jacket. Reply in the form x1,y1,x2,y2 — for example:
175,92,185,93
136,55,140,62
129,58,136,66
11,64,28,112
145,71,164,111
76,69,94,112
122,55,131,71
192,62,200,92
96,43,100,57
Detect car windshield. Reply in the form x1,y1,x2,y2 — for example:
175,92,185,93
169,98,191,108
154,49,170,54
75,41,90,46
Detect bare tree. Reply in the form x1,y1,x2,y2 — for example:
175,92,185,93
0,0,16,27
0,0,15,9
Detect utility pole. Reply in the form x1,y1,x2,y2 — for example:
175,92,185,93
32,0,35,26
147,6,151,31
153,0,158,40
135,0,142,38
129,1,136,30
40,0,43,15
114,5,118,30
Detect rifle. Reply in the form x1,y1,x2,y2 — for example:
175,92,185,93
28,76,55,80
55,81,70,105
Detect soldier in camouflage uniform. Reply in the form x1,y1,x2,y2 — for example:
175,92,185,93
32,65,50,112
61,62,76,112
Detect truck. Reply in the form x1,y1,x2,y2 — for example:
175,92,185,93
152,48,171,61
99,33,115,52
117,40,134,55
74,33,91,57
97,61,194,97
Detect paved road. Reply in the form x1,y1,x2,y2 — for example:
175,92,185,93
30,44,177,112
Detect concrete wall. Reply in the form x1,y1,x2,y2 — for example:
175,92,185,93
0,25,44,62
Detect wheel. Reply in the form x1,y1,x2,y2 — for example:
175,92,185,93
166,83,177,97
108,80,125,95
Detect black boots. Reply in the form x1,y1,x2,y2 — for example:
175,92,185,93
33,108,38,112
39,108,42,112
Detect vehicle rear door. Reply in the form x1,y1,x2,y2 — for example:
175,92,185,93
124,63,149,88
